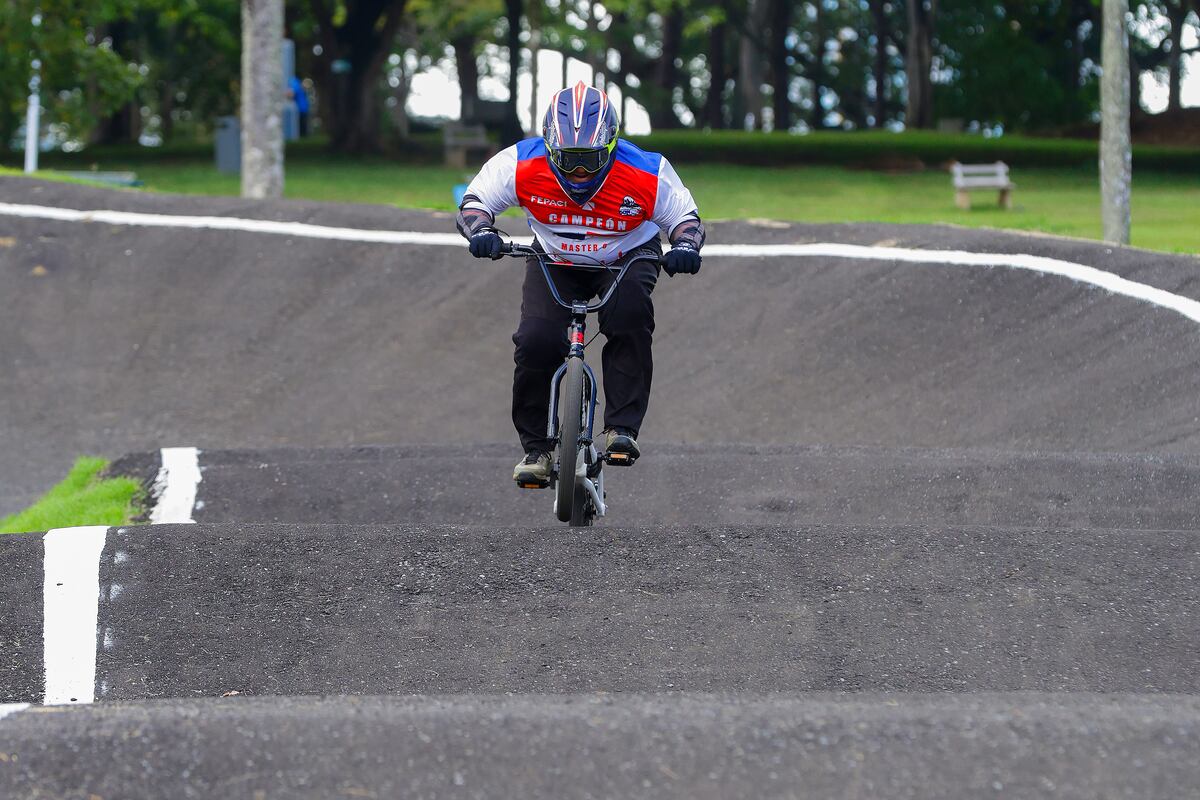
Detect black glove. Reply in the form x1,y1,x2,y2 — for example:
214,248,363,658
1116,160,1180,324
468,229,504,260
663,244,701,276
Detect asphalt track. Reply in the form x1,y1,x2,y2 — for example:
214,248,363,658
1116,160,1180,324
4,175,1200,513
2,174,1200,797
5,695,1200,800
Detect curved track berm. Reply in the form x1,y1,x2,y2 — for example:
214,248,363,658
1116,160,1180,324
1,176,1199,797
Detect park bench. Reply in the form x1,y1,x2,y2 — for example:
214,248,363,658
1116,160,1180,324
443,122,494,168
951,161,1015,210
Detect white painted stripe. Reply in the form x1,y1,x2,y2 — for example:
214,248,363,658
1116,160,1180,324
149,446,201,524
1,201,1198,325
43,526,108,705
703,242,1200,324
0,703,30,721
0,201,466,245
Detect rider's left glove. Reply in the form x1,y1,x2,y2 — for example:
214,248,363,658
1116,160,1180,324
663,244,702,276
469,229,504,260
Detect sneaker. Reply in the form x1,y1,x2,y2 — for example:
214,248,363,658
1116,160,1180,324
513,451,552,488
603,428,640,465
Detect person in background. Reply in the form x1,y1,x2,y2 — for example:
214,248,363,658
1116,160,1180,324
288,76,310,137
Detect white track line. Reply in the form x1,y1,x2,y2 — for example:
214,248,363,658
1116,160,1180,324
0,703,30,720
0,201,465,245
705,242,1200,324
149,446,201,524
43,526,108,705
2,201,1199,325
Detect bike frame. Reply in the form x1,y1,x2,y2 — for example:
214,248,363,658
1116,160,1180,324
501,241,659,519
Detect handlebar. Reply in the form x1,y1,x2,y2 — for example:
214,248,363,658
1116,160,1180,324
499,241,663,314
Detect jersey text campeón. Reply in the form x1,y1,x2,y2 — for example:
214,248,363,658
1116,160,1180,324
460,138,700,267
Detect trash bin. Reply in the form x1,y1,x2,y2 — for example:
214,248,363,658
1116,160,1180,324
215,116,240,174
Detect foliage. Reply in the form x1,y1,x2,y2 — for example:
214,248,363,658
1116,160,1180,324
631,129,1200,170
2,0,1197,151
0,456,143,534
935,1,1101,131
0,0,141,147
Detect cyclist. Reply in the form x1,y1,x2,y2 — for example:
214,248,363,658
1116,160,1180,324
455,82,705,488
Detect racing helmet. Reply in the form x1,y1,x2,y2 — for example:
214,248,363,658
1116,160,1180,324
542,82,620,194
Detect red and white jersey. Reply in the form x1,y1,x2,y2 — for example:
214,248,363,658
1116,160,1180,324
461,138,699,267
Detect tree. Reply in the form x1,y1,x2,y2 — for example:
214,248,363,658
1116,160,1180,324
307,0,408,153
407,0,499,124
768,0,791,130
869,0,892,127
93,0,240,145
904,0,936,128
1101,0,1132,244
502,0,523,144
934,0,1100,132
702,2,731,129
738,0,768,129
652,3,686,129
1165,0,1199,111
0,0,140,147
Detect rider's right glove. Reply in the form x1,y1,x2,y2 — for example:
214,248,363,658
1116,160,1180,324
469,229,504,260
663,244,702,276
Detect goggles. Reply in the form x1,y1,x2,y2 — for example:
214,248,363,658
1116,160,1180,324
549,138,618,175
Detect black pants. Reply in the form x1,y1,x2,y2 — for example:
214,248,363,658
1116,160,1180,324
512,244,661,453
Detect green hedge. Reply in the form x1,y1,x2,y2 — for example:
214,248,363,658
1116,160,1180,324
628,130,1200,172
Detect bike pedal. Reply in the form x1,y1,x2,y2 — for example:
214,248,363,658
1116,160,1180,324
515,479,549,490
603,452,636,466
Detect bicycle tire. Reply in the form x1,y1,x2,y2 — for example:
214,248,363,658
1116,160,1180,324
570,481,594,526
556,358,587,523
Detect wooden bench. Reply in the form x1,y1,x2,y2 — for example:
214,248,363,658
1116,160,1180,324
443,123,494,168
951,161,1015,210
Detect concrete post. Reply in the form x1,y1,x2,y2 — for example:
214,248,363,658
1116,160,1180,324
24,63,40,174
241,0,284,199
24,10,42,174
1100,0,1132,245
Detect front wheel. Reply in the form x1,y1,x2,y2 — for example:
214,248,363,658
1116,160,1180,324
556,358,587,524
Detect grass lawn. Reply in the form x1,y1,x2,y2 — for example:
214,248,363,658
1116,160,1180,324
7,147,1199,253
0,457,143,535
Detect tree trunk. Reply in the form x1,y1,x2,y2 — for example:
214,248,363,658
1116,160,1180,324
738,0,768,130
453,34,479,122
808,0,827,129
307,0,407,154
1100,0,1131,245
905,0,936,129
870,0,890,127
649,4,684,129
769,0,791,131
95,21,137,145
528,1,541,136
388,45,411,139
703,8,728,129
159,78,175,141
503,0,524,145
242,0,284,198
1166,0,1187,112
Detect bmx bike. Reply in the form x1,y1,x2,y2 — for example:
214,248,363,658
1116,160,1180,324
499,241,663,527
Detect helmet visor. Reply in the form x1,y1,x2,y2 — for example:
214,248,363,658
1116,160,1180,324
550,146,610,175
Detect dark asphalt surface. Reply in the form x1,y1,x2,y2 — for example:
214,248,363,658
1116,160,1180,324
4,693,1200,800
2,521,1197,701
3,175,1200,513
4,176,1200,795
151,442,1200,529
